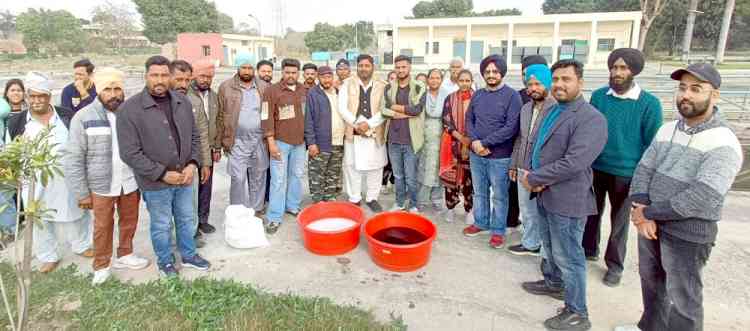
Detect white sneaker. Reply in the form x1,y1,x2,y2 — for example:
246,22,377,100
390,204,405,212
465,211,475,225
92,268,111,285
408,207,419,213
113,254,150,270
614,326,640,331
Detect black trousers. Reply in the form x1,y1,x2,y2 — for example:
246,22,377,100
198,167,213,224
582,170,631,274
637,233,712,331
506,181,520,228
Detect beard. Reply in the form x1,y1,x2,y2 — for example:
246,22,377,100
239,74,254,83
530,90,547,102
101,97,124,111
609,75,634,94
173,87,188,95
261,75,272,82
677,96,711,119
196,82,211,91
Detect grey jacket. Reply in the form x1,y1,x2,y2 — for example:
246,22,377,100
510,96,557,170
62,99,119,200
525,96,608,218
187,85,214,167
117,88,200,191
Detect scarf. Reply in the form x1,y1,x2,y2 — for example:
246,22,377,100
440,89,474,187
531,102,568,170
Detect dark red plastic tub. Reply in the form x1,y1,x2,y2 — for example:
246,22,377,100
364,212,437,272
297,201,365,256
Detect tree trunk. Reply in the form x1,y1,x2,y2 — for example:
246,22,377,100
638,21,651,51
16,180,35,331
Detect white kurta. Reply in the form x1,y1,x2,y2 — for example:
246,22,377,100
337,78,388,171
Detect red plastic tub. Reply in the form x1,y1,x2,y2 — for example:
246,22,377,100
364,212,437,272
297,201,365,256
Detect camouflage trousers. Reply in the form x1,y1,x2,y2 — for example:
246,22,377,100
308,146,344,203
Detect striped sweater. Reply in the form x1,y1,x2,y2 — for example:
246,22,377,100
629,109,743,243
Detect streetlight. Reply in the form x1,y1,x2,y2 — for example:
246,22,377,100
248,14,262,37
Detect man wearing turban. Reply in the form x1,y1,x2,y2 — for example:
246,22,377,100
583,47,664,287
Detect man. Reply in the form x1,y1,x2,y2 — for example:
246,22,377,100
171,60,210,249
61,59,97,112
519,55,548,105
334,59,351,88
305,66,345,202
188,59,220,236
302,63,318,91
583,48,663,287
382,55,426,213
257,60,274,83
441,57,464,93
63,67,150,285
508,63,555,256
261,58,307,234
519,60,607,331
462,55,521,249
623,63,741,331
6,72,93,273
118,56,210,277
217,53,270,213
338,54,388,212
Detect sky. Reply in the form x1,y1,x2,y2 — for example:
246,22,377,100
5,0,545,35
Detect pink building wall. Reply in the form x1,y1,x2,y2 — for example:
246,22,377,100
176,33,223,65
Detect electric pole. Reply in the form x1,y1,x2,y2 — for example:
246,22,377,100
716,0,736,64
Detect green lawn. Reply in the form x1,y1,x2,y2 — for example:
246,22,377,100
0,263,406,331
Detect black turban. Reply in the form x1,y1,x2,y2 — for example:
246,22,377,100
480,54,507,78
608,48,645,76
522,55,548,70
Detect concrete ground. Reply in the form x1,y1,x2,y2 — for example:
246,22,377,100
8,159,750,331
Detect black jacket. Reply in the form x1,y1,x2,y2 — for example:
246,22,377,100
6,106,74,141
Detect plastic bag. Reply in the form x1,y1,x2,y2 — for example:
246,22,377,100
224,205,270,249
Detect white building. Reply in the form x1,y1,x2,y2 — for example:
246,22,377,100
221,34,275,67
376,11,642,69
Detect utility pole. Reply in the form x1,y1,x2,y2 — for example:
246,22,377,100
716,0,736,64
681,0,700,62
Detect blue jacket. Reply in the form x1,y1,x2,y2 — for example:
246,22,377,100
61,83,97,113
465,85,522,159
304,85,339,153
525,96,608,218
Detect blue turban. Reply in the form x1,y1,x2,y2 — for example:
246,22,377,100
479,54,507,78
234,52,255,67
524,64,552,91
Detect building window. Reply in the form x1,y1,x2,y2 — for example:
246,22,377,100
597,38,615,51
433,42,439,54
241,40,248,46
562,39,576,47
425,42,430,55
386,30,393,37
202,45,211,56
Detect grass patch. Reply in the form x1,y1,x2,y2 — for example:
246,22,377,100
0,263,406,330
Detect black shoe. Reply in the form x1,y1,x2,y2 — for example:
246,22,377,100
285,209,300,217
543,307,591,331
522,280,564,301
265,222,280,234
603,271,622,287
158,263,179,278
198,223,216,234
585,255,599,262
182,254,211,271
366,200,383,213
508,244,541,256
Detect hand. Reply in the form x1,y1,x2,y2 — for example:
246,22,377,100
391,105,405,113
459,136,472,146
212,150,222,163
162,171,185,185
478,147,491,157
356,122,370,135
519,169,532,191
308,144,320,158
630,203,648,225
460,145,470,161
181,164,196,185
636,220,658,240
269,142,282,160
78,195,93,210
471,140,484,154
508,169,517,182
200,166,211,184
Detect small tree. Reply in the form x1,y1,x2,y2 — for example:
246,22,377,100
0,128,62,331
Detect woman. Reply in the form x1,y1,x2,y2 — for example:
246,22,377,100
440,69,475,223
417,69,448,212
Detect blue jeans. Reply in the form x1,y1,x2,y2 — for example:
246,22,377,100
267,141,305,222
0,191,17,233
142,186,197,267
537,204,588,317
388,143,418,208
517,183,542,251
469,154,510,235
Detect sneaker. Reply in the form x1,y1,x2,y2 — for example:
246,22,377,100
613,325,641,331
408,206,419,213
464,211,475,225
489,234,505,249
113,254,150,270
198,223,216,234
92,268,111,285
390,204,405,212
508,244,540,256
521,280,564,301
285,209,300,217
158,263,179,278
351,200,362,206
603,271,622,287
462,224,486,237
543,307,591,331
366,200,383,213
182,255,211,271
265,221,281,234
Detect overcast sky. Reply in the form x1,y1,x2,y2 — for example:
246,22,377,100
5,0,544,34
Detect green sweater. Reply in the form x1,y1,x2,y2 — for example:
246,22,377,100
590,86,663,178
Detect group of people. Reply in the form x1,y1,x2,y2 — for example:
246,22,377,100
0,46,742,331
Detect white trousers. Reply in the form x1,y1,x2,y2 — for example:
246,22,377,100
34,215,92,263
343,164,383,204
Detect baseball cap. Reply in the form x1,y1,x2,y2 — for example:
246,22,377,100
670,62,721,89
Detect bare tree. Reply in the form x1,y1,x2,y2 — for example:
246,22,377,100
639,0,672,51
91,0,138,50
